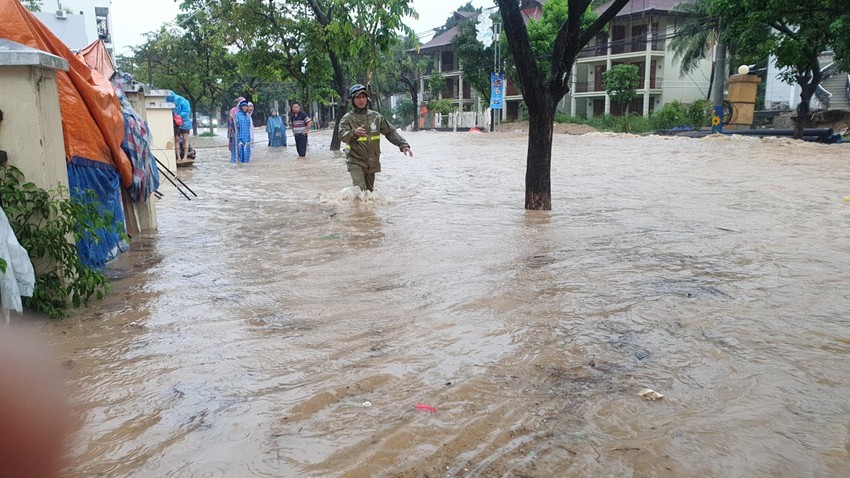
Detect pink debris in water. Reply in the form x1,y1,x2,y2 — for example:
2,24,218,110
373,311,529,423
414,404,437,413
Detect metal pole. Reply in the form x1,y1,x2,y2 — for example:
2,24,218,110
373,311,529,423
495,22,501,131
711,21,727,132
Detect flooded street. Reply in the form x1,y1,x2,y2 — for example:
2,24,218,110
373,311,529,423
40,128,850,476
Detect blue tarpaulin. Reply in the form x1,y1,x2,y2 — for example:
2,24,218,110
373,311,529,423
67,158,126,269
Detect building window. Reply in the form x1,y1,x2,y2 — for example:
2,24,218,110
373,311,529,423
441,51,454,72
95,7,111,42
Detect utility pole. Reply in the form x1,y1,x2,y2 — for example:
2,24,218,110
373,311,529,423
492,21,497,132
711,21,726,132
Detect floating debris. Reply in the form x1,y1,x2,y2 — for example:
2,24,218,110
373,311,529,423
639,388,664,401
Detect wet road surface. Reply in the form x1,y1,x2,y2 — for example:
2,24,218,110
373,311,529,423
36,128,850,476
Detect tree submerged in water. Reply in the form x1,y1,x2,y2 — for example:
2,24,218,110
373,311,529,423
496,0,630,210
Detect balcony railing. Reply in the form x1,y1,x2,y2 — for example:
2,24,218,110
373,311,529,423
577,37,666,58
573,79,663,93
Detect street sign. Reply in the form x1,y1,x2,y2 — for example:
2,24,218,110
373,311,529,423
490,72,504,109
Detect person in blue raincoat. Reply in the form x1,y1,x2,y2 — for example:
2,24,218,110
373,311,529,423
266,110,286,147
166,91,193,162
232,100,253,163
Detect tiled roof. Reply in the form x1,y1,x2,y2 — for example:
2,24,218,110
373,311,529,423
417,7,544,53
419,25,461,52
595,0,692,17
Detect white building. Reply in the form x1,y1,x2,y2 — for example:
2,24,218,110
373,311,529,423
571,0,713,117
34,0,115,56
764,52,849,112
415,0,714,121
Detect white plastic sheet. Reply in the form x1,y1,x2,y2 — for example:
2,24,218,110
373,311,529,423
0,206,35,324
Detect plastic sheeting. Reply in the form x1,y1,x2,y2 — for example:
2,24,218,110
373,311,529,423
111,75,160,202
78,39,115,81
0,0,133,188
0,206,36,324
67,159,126,269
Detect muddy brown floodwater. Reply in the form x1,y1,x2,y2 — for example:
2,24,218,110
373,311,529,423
34,128,850,477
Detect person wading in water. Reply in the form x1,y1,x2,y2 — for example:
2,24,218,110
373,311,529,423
288,102,313,157
338,84,412,192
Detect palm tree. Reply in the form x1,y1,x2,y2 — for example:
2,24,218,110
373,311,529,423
669,0,719,100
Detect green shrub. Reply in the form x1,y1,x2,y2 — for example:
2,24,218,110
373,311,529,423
687,99,712,128
429,99,455,114
0,165,124,318
585,114,619,131
650,100,691,130
621,113,654,133
199,131,216,137
554,114,588,124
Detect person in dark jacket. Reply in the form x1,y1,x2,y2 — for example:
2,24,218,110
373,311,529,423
338,84,412,192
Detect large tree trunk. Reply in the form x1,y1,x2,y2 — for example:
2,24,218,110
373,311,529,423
497,0,630,210
525,100,555,210
795,85,815,140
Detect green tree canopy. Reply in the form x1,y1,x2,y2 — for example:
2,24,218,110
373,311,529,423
433,1,480,35
19,0,40,11
603,64,640,113
501,0,598,95
709,0,850,137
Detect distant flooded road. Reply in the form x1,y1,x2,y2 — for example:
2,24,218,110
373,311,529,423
43,128,850,476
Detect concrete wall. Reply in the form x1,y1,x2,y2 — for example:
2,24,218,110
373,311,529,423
146,90,176,173
0,65,69,194
33,12,89,51
659,22,713,105
34,0,115,54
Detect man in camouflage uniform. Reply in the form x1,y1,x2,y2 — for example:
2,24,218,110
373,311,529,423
339,84,413,192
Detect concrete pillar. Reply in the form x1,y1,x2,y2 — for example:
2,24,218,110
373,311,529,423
605,57,612,114
458,73,464,110
643,28,652,116
727,74,761,127
0,40,69,194
145,89,177,173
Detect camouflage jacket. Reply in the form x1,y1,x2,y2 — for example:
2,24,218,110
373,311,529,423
339,108,408,173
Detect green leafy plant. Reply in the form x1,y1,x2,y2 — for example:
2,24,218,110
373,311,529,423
428,99,455,115
602,64,641,115
428,73,446,100
650,100,691,130
687,99,712,128
0,165,125,318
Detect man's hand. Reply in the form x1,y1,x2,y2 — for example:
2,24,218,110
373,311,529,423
401,146,413,157
355,125,367,137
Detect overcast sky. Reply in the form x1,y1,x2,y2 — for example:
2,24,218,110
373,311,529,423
110,0,493,57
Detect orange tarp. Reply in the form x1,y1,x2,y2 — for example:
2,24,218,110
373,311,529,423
0,0,132,188
79,39,115,80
